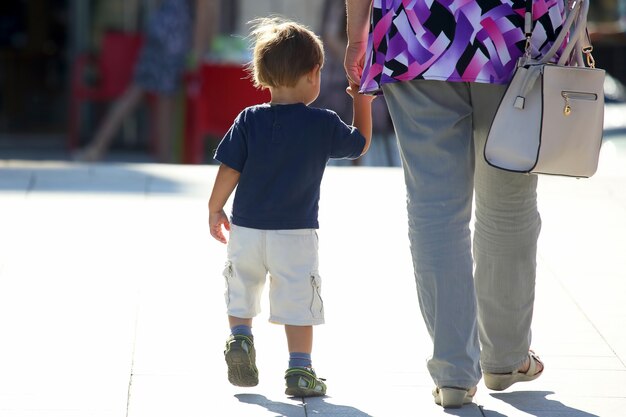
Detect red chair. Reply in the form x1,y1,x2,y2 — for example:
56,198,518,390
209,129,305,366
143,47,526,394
68,31,149,150
183,63,270,164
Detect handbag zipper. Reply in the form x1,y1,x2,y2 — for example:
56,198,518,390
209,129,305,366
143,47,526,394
561,91,598,116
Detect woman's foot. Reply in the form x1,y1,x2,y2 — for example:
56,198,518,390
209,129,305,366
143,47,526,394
519,351,544,374
432,386,477,408
483,351,544,391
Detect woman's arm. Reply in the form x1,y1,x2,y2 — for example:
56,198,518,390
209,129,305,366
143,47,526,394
345,0,373,85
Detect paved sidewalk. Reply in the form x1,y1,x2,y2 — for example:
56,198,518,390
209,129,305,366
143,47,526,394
0,151,625,416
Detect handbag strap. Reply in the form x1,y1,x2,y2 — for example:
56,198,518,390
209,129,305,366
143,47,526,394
512,0,597,110
522,0,595,68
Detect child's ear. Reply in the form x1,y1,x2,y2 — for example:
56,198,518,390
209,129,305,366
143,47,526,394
308,64,321,83
309,64,320,77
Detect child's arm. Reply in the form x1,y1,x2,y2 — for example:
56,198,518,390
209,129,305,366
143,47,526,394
208,164,241,244
347,83,374,155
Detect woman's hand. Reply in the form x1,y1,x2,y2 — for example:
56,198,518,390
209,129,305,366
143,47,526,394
344,0,373,85
344,40,367,86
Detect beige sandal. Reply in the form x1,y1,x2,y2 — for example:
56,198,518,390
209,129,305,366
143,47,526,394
432,386,477,408
483,351,544,391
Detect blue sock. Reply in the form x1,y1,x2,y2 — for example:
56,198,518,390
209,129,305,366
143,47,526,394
289,352,312,368
231,325,253,338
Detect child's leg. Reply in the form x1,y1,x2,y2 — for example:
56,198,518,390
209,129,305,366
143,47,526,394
229,315,253,337
285,324,312,364
284,324,326,396
285,325,312,353
225,315,258,387
286,325,313,368
223,226,266,387
265,229,326,396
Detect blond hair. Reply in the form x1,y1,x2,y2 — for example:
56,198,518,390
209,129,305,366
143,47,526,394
248,17,324,89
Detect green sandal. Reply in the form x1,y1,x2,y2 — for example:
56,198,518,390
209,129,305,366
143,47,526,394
284,367,327,397
224,335,259,387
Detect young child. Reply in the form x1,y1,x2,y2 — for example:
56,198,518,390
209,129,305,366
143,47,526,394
208,17,373,397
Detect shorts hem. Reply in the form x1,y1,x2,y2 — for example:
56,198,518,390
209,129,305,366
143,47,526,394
269,316,325,326
226,309,258,319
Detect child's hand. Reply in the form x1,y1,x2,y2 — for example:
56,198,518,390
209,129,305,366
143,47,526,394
345,82,360,99
209,210,231,244
346,82,375,102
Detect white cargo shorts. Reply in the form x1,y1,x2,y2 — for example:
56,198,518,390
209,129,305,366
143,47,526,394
223,224,324,326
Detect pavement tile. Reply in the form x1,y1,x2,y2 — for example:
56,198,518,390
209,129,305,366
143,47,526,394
0,411,120,417
127,374,306,417
0,168,33,193
1,162,625,417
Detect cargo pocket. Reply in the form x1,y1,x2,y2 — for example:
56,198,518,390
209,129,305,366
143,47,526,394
309,273,324,319
223,261,233,307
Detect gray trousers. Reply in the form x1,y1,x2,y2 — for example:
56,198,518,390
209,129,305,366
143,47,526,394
383,80,542,389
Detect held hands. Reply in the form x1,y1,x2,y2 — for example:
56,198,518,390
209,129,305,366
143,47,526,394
209,209,231,244
346,82,375,102
346,82,360,98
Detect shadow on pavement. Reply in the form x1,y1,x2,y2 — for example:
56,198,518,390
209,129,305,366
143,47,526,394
235,394,305,417
478,406,507,417
235,393,375,417
490,391,599,417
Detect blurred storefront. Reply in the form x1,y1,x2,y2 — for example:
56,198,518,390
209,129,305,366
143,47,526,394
589,0,626,87
0,0,624,157
0,0,68,138
0,0,322,155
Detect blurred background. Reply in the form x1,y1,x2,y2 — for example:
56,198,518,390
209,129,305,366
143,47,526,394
0,0,624,165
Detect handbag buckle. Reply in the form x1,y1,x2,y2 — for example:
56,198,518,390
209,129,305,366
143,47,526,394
564,104,572,116
561,90,598,116
561,92,572,116
582,45,596,68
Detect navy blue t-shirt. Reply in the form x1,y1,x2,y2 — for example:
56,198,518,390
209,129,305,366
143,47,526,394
214,103,365,230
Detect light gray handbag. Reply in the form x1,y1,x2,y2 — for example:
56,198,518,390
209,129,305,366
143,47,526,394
484,0,605,178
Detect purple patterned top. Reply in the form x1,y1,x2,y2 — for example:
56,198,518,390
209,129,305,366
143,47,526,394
361,0,566,94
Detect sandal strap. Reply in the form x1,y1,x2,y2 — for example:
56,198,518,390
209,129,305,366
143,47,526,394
525,351,543,376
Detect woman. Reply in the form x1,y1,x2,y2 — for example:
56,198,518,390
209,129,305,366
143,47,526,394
345,0,566,408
